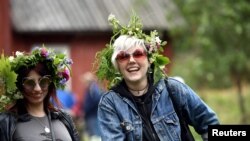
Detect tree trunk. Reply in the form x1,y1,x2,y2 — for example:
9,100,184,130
236,77,247,123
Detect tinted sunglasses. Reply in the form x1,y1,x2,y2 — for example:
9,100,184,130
116,49,147,63
22,75,52,91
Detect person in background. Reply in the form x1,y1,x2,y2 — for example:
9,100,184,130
81,72,102,141
94,13,220,141
0,47,79,141
56,89,77,116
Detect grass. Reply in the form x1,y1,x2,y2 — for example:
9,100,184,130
190,83,250,140
198,83,250,124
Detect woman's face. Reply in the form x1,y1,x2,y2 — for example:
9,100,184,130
22,70,51,106
116,45,150,84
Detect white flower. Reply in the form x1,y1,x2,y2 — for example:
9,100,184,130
8,56,14,62
155,37,161,44
159,65,165,70
108,14,116,22
15,51,24,57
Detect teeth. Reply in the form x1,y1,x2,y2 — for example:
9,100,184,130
33,94,42,97
128,67,139,72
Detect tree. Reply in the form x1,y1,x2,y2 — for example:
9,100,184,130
172,0,250,123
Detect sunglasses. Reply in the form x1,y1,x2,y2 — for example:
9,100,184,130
22,75,52,91
116,49,147,63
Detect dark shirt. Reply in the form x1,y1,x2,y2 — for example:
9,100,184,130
112,80,160,141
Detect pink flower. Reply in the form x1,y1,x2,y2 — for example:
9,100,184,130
61,68,70,81
40,47,49,58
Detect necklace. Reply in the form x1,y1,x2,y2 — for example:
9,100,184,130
128,84,148,96
33,115,50,133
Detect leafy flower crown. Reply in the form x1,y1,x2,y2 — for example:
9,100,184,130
94,13,170,88
10,46,73,89
0,46,73,111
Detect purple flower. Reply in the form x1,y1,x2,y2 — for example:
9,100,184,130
65,59,73,65
59,78,67,84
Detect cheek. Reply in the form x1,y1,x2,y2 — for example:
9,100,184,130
117,62,126,70
141,59,150,68
23,89,31,96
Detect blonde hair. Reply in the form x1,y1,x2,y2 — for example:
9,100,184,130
111,35,147,69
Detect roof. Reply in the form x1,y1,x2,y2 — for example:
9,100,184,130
11,0,185,33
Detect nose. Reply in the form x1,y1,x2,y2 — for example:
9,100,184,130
128,55,136,63
33,83,42,91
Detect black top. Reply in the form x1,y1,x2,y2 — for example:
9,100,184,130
112,77,160,141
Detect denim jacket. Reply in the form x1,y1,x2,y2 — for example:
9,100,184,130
98,78,219,141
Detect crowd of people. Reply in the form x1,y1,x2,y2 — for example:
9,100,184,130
0,13,219,141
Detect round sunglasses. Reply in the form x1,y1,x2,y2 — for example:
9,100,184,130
116,49,147,63
22,75,52,91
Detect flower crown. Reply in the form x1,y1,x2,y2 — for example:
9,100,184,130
10,46,73,89
0,46,73,111
94,13,170,88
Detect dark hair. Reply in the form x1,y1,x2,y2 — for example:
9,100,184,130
10,61,61,113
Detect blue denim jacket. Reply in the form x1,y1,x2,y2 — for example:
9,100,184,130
98,78,219,141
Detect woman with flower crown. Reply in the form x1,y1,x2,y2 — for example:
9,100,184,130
95,13,220,141
0,47,79,141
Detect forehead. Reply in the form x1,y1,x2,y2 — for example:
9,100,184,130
26,70,42,79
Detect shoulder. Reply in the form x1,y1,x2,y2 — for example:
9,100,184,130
0,112,15,120
0,112,16,128
57,109,71,117
155,77,187,92
161,77,198,104
0,112,8,121
50,108,72,120
99,90,117,100
166,77,192,92
167,77,186,85
98,90,121,106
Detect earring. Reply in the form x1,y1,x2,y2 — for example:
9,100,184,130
147,67,152,73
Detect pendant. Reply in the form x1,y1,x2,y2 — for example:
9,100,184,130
44,127,50,133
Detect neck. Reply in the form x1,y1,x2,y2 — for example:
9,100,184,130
26,103,46,117
128,83,148,96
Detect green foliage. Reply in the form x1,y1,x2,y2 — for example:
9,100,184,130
171,0,250,88
0,53,22,112
94,44,120,88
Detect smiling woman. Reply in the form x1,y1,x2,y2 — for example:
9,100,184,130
95,13,220,141
0,46,79,141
